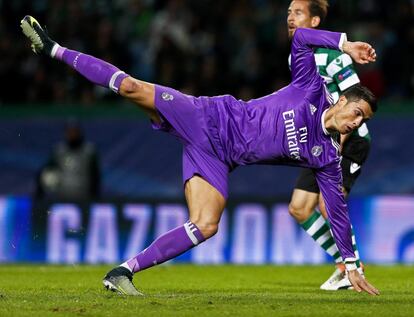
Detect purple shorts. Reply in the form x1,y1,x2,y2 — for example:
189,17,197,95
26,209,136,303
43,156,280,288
152,84,229,198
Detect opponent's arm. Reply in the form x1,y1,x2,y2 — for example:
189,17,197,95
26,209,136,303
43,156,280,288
315,164,379,295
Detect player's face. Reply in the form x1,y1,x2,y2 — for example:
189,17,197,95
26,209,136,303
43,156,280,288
334,98,374,134
287,0,319,39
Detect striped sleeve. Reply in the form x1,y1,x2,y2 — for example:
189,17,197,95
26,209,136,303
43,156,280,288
326,52,360,91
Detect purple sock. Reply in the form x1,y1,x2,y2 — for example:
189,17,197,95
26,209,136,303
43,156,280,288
126,221,205,273
54,46,128,93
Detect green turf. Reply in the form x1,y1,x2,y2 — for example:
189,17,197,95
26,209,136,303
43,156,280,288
0,265,413,317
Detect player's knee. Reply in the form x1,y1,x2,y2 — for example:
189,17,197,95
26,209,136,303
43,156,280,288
288,202,308,222
288,202,301,218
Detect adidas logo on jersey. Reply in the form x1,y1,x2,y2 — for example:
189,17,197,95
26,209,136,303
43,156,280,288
309,104,317,115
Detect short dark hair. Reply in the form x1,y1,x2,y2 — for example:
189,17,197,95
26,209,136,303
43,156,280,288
342,85,378,113
307,0,329,24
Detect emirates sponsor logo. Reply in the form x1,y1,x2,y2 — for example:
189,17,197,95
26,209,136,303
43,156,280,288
283,110,308,160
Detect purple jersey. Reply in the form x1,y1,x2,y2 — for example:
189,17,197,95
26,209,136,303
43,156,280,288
207,28,355,261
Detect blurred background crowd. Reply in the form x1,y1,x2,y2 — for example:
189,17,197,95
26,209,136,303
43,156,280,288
1,0,413,106
0,0,413,199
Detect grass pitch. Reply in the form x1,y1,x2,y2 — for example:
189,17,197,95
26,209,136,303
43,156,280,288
0,265,413,317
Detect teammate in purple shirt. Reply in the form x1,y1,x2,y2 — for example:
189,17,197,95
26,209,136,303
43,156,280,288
21,15,379,296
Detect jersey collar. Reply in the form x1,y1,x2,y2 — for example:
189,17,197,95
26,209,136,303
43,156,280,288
321,109,329,135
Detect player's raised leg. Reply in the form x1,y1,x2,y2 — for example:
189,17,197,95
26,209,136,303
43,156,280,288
20,15,160,122
103,176,226,295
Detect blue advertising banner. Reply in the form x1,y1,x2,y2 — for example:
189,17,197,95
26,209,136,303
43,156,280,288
1,195,413,264
0,196,32,262
1,116,414,199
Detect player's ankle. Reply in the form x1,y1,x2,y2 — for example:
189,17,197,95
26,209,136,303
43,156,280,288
358,261,365,274
50,43,65,60
336,262,345,272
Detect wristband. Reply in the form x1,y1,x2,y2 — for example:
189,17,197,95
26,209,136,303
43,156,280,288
345,262,357,271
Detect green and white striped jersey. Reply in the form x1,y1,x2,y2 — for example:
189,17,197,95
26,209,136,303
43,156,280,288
314,48,370,143
288,48,370,143
314,48,360,104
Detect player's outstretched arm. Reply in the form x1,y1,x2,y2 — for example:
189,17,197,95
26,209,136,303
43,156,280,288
290,28,343,89
342,41,376,64
315,166,380,295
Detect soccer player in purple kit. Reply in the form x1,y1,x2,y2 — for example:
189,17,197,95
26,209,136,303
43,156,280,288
21,15,379,296
286,0,371,290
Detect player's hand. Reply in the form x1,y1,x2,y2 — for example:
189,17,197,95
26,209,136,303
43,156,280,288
342,41,376,64
347,269,380,295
